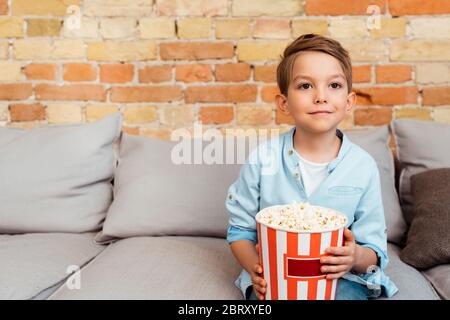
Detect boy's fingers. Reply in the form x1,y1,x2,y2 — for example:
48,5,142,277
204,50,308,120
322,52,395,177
253,264,263,274
321,256,352,265
254,287,266,300
326,271,347,280
256,292,265,300
251,276,266,287
321,264,349,274
326,246,350,256
254,284,266,294
344,228,355,242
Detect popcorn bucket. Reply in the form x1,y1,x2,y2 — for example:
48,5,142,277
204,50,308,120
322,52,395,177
255,204,347,300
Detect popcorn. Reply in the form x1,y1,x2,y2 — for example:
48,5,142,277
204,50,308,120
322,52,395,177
256,201,347,232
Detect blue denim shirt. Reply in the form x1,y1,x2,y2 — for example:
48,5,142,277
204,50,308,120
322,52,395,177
226,127,398,299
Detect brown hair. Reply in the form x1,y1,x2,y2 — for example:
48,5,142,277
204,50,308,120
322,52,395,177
277,34,352,96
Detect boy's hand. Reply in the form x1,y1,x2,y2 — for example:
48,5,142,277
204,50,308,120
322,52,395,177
320,228,356,280
252,244,266,300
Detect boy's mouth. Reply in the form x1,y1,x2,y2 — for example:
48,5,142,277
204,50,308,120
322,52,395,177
308,110,332,115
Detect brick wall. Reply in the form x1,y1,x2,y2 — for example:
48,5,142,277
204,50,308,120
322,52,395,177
0,0,449,141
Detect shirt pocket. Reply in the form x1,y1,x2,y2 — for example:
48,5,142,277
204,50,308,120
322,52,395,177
328,186,364,197
325,186,363,220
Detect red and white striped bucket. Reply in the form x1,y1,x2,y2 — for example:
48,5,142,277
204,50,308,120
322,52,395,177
256,205,347,300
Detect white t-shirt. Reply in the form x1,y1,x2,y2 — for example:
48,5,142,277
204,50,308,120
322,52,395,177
295,151,330,198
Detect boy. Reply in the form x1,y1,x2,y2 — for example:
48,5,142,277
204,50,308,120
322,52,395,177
226,34,398,300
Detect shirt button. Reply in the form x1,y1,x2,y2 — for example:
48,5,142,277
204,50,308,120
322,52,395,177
293,172,300,179
228,194,233,200
288,150,293,156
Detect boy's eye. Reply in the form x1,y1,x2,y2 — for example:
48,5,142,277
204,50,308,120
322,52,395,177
330,82,342,89
298,83,312,90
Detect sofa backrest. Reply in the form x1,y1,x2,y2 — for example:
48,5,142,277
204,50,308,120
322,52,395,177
98,125,407,246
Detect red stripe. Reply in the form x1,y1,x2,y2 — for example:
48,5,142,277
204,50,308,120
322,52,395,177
331,229,339,247
257,223,263,281
267,227,278,300
286,232,298,300
310,233,322,258
308,278,318,300
325,279,334,300
324,230,339,300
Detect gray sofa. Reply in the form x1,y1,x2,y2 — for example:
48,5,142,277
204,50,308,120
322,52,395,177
0,114,448,300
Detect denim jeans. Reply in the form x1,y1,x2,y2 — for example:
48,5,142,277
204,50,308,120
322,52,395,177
247,278,369,300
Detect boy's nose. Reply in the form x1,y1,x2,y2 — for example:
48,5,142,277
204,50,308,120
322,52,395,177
314,98,327,104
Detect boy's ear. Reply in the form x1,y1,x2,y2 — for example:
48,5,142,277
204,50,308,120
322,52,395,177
276,93,290,115
345,91,356,114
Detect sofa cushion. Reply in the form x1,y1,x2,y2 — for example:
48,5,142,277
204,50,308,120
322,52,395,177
49,238,439,300
49,236,243,299
400,168,450,269
392,119,450,225
422,264,450,300
95,134,243,243
0,232,105,300
345,125,406,245
377,243,440,300
0,113,122,233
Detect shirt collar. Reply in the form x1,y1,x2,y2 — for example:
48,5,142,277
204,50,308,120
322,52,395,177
284,126,352,174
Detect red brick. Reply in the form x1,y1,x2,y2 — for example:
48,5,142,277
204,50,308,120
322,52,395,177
122,127,140,135
24,64,57,80
355,86,418,105
185,85,257,103
237,106,272,126
389,0,450,15
0,84,33,100
140,127,172,141
261,85,280,103
306,0,386,15
35,84,106,101
199,106,234,124
354,108,392,125
63,63,96,82
216,63,250,82
10,103,45,122
376,65,412,83
100,64,134,83
175,64,212,82
139,65,172,83
422,87,450,106
160,42,234,60
111,86,183,103
352,65,371,83
0,0,7,15
275,109,295,125
254,64,277,82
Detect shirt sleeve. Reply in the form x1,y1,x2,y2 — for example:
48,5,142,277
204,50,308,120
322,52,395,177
351,160,389,271
225,150,261,245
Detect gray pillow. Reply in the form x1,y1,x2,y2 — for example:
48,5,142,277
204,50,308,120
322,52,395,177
95,133,244,243
392,119,450,225
345,126,407,245
400,168,450,270
0,113,122,234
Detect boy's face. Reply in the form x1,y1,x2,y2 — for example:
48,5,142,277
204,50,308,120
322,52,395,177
276,51,356,134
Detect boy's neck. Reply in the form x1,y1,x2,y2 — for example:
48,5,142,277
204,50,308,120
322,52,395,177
293,127,342,163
